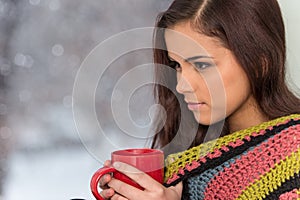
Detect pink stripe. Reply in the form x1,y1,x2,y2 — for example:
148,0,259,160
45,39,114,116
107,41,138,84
279,189,300,199
166,174,180,184
166,126,270,184
228,139,244,148
203,124,300,200
178,168,184,175
207,149,223,159
165,119,297,185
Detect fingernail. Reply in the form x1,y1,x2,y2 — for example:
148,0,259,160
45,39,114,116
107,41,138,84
103,174,108,181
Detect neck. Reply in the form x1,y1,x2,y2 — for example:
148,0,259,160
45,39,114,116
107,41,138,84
228,96,269,133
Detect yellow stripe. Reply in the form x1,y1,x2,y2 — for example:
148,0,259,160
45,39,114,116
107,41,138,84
297,189,300,200
165,114,300,180
237,148,300,200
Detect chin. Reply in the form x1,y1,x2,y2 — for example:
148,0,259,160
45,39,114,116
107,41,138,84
193,112,226,126
193,113,211,125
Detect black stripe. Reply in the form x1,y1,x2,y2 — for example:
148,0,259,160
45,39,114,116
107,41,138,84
264,172,300,199
181,179,190,200
164,119,300,187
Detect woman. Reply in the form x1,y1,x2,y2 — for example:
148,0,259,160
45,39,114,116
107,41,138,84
100,0,300,199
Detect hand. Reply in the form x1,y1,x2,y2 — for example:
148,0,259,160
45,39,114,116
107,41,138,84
108,162,182,200
99,160,115,199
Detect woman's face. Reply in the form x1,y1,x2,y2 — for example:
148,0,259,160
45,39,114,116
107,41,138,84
164,22,252,126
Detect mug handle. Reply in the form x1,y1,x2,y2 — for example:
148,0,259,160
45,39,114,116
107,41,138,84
90,166,116,200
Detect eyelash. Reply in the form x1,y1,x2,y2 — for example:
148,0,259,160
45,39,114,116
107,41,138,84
194,62,212,70
169,60,180,71
169,60,212,71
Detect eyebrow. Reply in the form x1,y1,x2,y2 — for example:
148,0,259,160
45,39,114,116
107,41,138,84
168,55,213,62
185,55,213,62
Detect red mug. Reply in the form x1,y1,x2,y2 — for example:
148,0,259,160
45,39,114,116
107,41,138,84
90,148,164,200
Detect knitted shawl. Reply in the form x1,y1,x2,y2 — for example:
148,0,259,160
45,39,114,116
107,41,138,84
164,114,300,200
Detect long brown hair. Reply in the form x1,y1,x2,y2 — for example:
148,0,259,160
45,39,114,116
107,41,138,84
151,0,300,154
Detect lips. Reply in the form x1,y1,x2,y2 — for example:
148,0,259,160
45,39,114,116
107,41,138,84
186,102,206,110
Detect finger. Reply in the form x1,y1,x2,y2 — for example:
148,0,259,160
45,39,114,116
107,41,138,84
100,188,115,199
111,193,128,200
172,182,183,197
112,162,162,191
104,160,111,167
108,178,143,199
99,174,112,188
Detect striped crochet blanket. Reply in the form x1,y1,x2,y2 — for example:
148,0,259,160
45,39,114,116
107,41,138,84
164,114,300,200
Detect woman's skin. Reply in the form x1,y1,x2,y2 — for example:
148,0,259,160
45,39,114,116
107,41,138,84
99,22,268,199
165,22,268,132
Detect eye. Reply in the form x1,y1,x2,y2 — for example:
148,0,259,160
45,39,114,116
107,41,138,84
169,60,181,72
194,62,212,70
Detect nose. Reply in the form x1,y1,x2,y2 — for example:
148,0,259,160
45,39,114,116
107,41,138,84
176,72,194,94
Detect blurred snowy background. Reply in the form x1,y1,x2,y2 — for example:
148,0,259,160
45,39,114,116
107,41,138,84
0,0,299,200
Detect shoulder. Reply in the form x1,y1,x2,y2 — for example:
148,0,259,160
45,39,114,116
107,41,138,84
164,114,300,187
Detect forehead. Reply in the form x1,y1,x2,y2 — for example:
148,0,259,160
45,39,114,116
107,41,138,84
164,22,221,59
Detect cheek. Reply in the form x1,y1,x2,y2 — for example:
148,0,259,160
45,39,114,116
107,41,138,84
222,67,251,114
